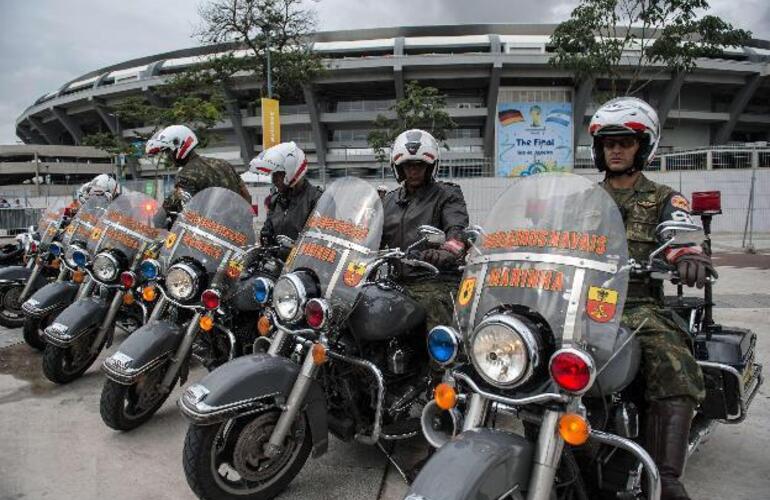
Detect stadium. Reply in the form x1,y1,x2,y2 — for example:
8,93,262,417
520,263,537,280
13,23,770,180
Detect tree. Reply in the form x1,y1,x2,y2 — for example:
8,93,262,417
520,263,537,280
367,81,457,165
195,0,323,100
549,0,751,96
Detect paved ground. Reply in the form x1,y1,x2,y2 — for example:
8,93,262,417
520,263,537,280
1,238,768,500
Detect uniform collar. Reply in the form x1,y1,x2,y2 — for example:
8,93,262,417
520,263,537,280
397,180,436,202
603,173,655,193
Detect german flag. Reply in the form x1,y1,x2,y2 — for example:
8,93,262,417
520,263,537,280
498,109,524,126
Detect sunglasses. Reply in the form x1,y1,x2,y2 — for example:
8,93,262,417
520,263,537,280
601,136,639,149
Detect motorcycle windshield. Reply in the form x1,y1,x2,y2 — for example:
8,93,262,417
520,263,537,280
160,187,255,278
61,196,110,248
87,192,168,264
36,209,63,251
282,177,383,312
456,173,629,368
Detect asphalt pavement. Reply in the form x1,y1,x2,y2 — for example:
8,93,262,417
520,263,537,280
1,241,769,500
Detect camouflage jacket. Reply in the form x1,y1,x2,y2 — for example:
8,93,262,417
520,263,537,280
260,178,322,245
382,180,469,280
602,173,695,302
163,152,251,214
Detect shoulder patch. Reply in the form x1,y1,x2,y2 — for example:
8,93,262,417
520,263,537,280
670,195,690,212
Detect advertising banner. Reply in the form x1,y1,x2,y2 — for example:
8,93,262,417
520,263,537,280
261,98,281,149
496,101,573,177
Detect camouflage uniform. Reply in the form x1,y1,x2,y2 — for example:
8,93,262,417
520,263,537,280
163,151,251,214
382,181,469,332
602,174,705,403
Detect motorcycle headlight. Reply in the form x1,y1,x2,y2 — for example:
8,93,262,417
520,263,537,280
273,274,307,324
93,252,120,282
470,314,539,388
166,263,199,301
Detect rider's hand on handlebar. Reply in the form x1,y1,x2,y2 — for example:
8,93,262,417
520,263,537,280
420,248,457,269
673,253,718,289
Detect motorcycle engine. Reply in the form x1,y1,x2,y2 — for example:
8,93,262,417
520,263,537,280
387,338,415,375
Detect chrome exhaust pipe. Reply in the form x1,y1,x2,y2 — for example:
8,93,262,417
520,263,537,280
420,399,463,449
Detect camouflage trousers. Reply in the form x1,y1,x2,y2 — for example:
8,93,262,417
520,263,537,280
403,278,461,333
623,303,705,404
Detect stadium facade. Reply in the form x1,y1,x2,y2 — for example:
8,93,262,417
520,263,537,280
13,24,770,179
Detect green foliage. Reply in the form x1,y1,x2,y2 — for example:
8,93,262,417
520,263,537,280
549,0,751,96
195,0,324,99
367,82,457,164
81,132,130,155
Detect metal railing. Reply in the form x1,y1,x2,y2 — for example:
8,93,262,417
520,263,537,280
0,208,44,236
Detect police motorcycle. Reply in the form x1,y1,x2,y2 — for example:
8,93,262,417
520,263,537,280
0,235,27,267
22,197,110,350
406,173,763,500
99,187,279,431
179,177,445,500
0,210,63,329
39,192,166,384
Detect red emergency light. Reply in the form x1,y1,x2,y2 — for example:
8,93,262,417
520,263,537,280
691,191,722,215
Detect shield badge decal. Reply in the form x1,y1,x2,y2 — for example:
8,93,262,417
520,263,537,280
586,286,619,323
458,277,476,306
343,261,366,287
164,232,177,249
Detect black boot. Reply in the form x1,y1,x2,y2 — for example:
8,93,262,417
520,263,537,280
645,398,695,500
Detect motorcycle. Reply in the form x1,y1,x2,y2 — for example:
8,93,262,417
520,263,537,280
406,173,763,500
0,211,63,329
179,177,442,500
21,198,110,347
39,192,167,384
99,186,275,431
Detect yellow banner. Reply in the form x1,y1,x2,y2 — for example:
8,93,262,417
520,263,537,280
261,98,281,149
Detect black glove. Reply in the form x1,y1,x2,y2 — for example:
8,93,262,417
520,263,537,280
420,248,457,269
674,253,718,289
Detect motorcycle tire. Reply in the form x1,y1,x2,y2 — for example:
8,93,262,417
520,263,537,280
183,409,312,500
0,284,26,328
100,361,176,431
22,309,62,351
41,328,103,384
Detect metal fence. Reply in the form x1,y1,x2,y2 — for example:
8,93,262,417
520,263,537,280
0,208,44,236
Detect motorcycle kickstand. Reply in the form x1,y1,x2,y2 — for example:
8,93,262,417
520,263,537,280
375,441,411,484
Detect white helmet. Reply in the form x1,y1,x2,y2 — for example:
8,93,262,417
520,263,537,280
390,129,440,183
589,97,660,173
145,125,199,161
89,174,119,201
249,142,308,188
376,184,388,193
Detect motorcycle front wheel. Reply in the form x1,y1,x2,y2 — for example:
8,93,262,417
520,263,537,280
41,329,102,384
183,409,312,500
23,309,62,351
100,360,176,431
0,284,26,328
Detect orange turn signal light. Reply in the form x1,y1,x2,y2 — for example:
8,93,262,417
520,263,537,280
142,286,157,302
50,258,60,269
122,292,135,305
199,315,214,332
434,383,457,410
257,315,272,336
559,413,590,446
72,270,85,283
311,343,328,365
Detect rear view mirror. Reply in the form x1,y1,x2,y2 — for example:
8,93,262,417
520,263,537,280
656,220,702,242
419,225,446,246
463,225,483,246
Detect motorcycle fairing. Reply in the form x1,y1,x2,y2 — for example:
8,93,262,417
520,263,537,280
21,281,80,318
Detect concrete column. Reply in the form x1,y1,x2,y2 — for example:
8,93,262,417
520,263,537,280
657,71,686,128
572,78,594,148
51,107,83,144
303,85,328,183
482,35,503,168
223,85,255,166
714,73,763,145
394,37,405,100
93,102,119,135
27,117,56,145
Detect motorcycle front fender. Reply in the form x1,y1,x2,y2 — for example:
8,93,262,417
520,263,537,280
22,281,79,318
102,319,183,385
43,296,109,348
407,429,534,500
0,265,47,288
179,353,329,457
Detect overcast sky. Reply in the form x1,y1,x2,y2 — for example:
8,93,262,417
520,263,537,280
1,0,768,144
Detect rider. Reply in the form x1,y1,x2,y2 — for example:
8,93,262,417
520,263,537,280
87,174,120,201
381,129,469,333
249,142,322,247
590,97,716,500
145,125,251,216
